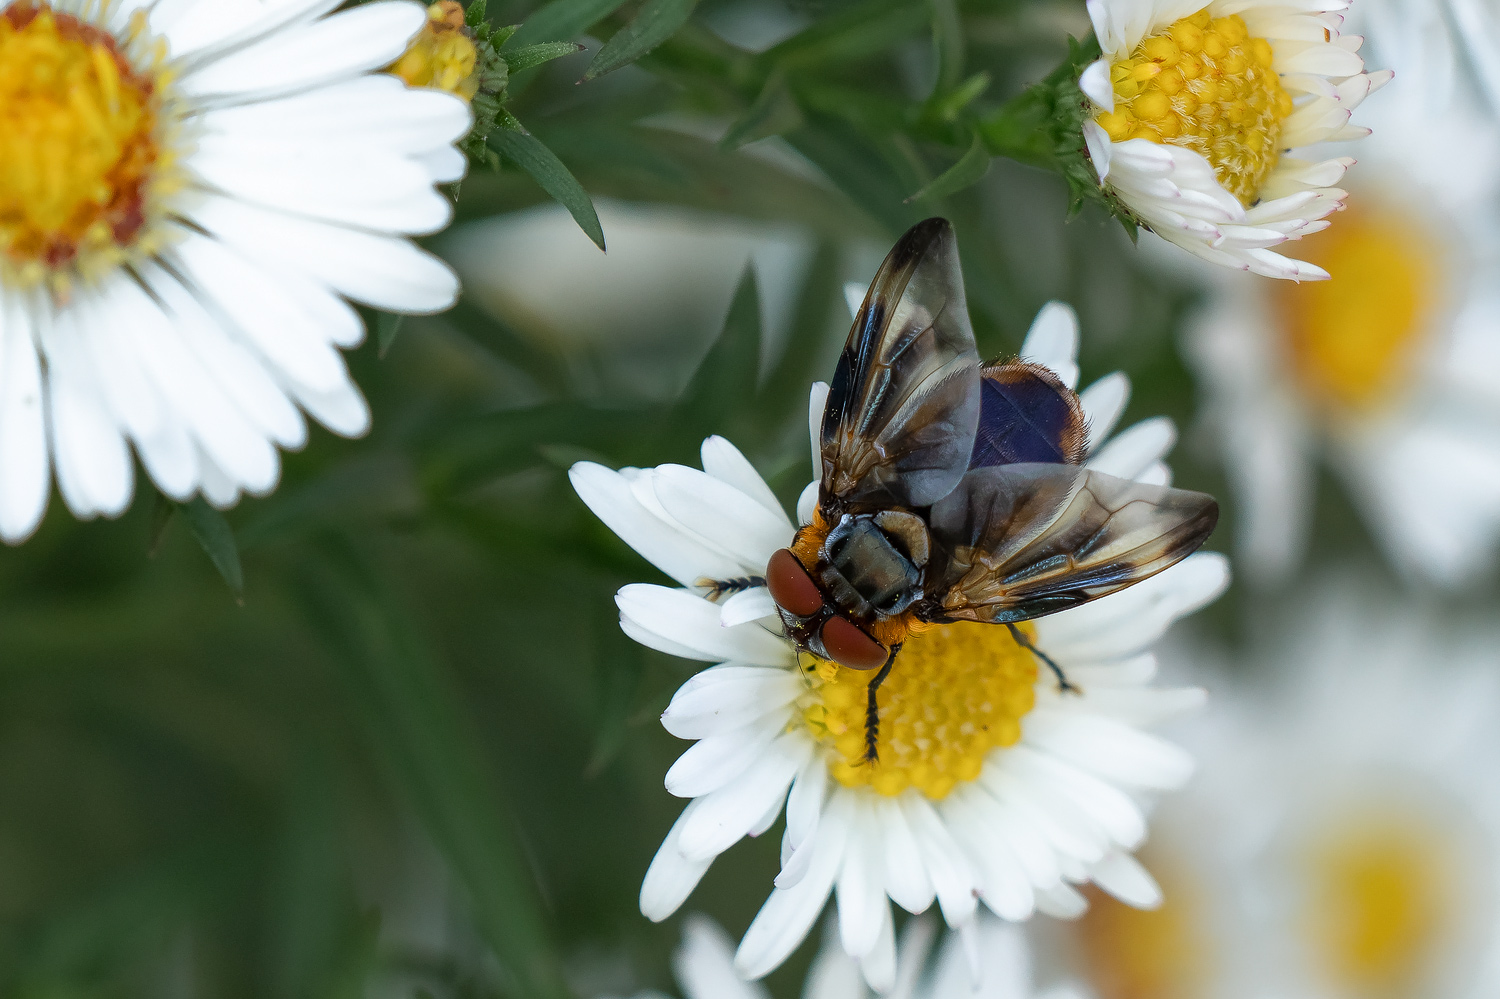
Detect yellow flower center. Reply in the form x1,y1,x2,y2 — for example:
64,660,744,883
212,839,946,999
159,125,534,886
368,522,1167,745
389,1,481,102
0,2,181,291
1302,814,1459,993
1096,10,1294,205
1076,861,1212,999
1275,205,1443,412
801,621,1037,800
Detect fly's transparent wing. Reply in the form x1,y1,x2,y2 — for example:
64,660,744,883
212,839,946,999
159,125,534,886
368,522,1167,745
924,463,1219,623
821,218,981,511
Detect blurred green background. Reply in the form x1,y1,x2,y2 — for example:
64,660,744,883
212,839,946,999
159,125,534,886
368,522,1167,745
0,0,1453,996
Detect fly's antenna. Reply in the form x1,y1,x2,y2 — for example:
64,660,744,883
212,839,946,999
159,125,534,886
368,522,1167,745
862,644,901,764
1007,623,1080,695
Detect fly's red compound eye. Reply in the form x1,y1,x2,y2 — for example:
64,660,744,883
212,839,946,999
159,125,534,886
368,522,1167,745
820,616,889,671
766,548,824,617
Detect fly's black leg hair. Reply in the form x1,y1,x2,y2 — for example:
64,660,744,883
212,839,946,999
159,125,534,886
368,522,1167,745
698,576,767,602
863,644,902,764
1007,623,1080,695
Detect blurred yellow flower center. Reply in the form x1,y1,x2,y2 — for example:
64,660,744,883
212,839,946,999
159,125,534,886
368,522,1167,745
1303,815,1457,993
801,621,1037,800
1077,864,1211,999
1097,11,1294,205
389,1,481,102
1276,206,1442,412
0,2,177,289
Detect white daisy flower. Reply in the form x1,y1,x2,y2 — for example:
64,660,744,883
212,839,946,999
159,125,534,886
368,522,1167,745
1056,585,1500,999
1182,11,1500,586
0,0,465,541
1078,0,1391,281
571,302,1230,989
606,912,1088,999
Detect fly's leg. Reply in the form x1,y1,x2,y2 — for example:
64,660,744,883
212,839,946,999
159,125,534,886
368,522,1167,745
863,644,902,764
1007,623,1080,695
698,576,767,602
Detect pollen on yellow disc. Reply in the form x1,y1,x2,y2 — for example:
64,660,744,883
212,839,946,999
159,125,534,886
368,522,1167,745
1302,815,1458,992
1275,206,1443,412
801,621,1037,800
0,2,168,287
1100,10,1294,205
389,1,481,102
1076,862,1212,999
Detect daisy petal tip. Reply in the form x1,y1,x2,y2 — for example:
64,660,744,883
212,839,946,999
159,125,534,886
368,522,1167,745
1079,60,1115,113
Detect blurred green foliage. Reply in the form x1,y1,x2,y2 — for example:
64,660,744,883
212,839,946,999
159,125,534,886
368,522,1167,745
0,1,1438,997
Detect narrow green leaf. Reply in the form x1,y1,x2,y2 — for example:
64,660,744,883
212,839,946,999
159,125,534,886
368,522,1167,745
297,546,572,999
503,40,583,73
583,0,699,80
719,73,804,150
147,491,175,558
676,266,761,423
179,498,244,597
489,129,606,250
505,0,629,48
906,132,991,203
930,0,963,93
465,0,488,27
375,312,404,358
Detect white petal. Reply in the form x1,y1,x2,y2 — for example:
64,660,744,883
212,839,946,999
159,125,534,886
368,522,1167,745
1020,302,1080,389
653,464,793,568
1084,416,1177,479
640,802,713,922
678,734,805,860
664,720,782,799
1088,851,1161,908
0,296,50,542
1078,372,1130,450
736,793,852,980
178,2,426,102
720,586,779,627
184,195,459,314
701,436,786,521
617,584,791,665
674,916,771,999
569,464,742,587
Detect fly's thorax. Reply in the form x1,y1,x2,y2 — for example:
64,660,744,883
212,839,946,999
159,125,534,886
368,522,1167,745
818,510,928,619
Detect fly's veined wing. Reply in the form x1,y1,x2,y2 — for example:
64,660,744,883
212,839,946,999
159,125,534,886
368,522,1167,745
925,463,1218,623
821,218,981,511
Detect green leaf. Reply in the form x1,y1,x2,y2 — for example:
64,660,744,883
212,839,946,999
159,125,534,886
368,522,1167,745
488,128,606,250
465,0,488,28
675,266,761,425
375,312,403,358
760,0,927,70
505,0,630,48
179,498,244,598
503,40,583,73
583,0,699,80
719,72,804,150
930,0,963,93
906,132,990,203
296,545,572,999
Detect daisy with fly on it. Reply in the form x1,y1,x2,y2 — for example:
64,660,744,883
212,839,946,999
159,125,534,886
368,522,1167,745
0,0,467,541
1078,0,1391,281
574,220,1229,987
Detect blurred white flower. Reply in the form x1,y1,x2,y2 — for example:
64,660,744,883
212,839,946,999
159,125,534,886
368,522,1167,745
1182,8,1500,587
0,0,465,541
1079,0,1389,281
1058,585,1500,999
606,912,1087,999
571,303,1229,988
